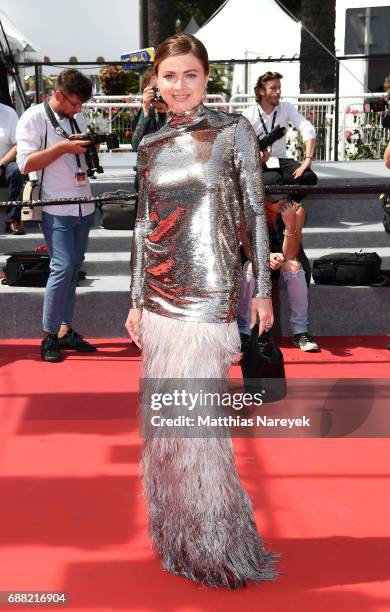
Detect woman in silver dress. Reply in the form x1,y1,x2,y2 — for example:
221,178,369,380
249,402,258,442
125,33,278,588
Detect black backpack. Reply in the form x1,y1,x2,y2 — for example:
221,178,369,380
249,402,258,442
2,251,50,287
312,251,387,286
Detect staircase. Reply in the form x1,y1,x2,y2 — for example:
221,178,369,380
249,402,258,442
1,158,390,338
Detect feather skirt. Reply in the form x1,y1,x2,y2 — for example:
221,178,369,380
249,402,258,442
139,309,278,588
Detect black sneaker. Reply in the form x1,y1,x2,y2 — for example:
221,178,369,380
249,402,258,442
293,332,319,352
41,334,62,362
58,328,97,352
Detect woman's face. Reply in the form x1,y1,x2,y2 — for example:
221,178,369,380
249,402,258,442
156,53,209,114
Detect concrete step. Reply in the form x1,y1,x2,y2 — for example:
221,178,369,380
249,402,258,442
0,227,133,254
0,250,131,276
1,275,389,337
303,194,385,224
301,223,390,248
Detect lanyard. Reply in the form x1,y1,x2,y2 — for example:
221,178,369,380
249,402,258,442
257,105,277,135
44,100,83,170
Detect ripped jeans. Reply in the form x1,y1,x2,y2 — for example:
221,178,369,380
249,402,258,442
237,261,309,335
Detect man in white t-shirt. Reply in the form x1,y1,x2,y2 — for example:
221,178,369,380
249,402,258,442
16,69,97,362
0,102,24,234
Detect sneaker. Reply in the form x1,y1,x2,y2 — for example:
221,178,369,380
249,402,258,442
41,334,62,362
293,332,319,352
58,328,97,352
5,221,25,235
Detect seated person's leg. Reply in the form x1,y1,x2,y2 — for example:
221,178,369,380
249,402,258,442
278,157,317,225
262,168,284,204
278,158,318,186
281,259,319,352
297,246,311,287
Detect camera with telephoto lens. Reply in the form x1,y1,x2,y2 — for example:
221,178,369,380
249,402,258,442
152,86,165,104
70,132,120,177
257,125,286,152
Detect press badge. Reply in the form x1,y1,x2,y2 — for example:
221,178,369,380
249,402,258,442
75,171,87,186
266,157,280,169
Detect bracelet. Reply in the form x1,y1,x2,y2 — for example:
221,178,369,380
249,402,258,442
305,156,313,159
283,228,296,237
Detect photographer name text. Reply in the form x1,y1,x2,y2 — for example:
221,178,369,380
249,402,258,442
150,415,311,428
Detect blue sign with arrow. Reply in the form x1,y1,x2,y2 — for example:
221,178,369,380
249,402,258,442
121,47,155,70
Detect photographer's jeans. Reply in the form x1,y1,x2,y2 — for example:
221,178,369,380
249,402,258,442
41,211,94,334
237,262,309,335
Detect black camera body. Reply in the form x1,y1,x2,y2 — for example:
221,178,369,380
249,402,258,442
258,125,286,152
72,132,120,177
152,86,165,104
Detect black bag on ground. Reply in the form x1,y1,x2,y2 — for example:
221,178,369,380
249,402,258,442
312,251,385,286
240,326,287,404
2,251,50,287
98,190,136,230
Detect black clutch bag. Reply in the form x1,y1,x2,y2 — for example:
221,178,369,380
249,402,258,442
240,325,287,404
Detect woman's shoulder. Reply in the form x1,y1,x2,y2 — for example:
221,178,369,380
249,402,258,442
205,106,243,128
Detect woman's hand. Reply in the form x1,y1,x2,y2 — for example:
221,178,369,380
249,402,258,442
250,297,274,335
270,252,285,270
260,150,270,164
142,86,156,117
125,308,142,348
280,200,297,228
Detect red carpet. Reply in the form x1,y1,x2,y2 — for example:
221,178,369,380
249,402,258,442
0,337,389,612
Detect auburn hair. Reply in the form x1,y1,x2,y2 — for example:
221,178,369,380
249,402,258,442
154,34,209,75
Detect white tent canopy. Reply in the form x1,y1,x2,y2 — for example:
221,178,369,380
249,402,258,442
0,8,38,52
196,0,300,60
195,0,301,96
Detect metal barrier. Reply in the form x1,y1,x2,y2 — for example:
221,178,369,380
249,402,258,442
2,183,390,209
340,94,390,161
83,93,389,162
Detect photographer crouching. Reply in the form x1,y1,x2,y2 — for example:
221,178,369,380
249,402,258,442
16,69,98,362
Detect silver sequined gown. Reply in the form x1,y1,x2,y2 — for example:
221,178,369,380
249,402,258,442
130,104,278,588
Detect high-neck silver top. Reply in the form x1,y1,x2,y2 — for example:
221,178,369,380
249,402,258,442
130,104,271,323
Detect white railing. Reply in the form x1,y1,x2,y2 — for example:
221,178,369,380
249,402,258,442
340,94,390,160
84,92,389,161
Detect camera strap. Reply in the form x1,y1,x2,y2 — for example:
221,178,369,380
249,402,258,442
257,106,277,136
43,100,83,170
69,117,82,172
